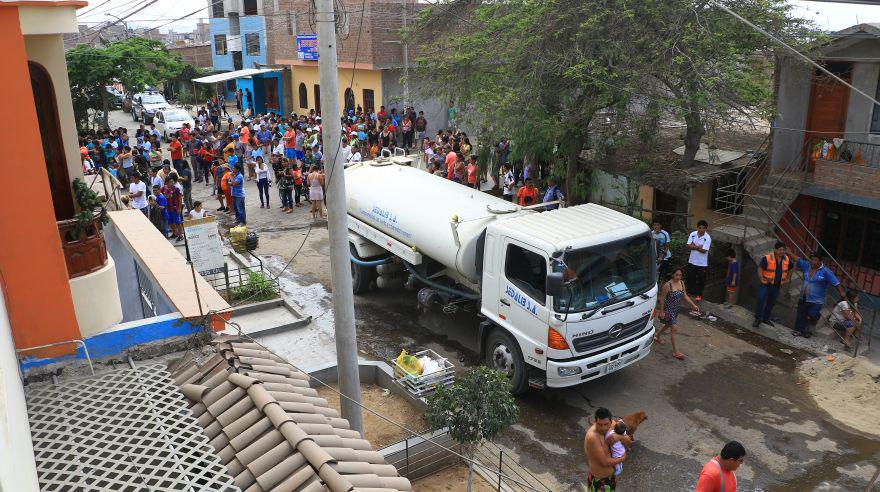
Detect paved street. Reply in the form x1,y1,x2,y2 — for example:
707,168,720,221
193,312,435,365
106,108,880,491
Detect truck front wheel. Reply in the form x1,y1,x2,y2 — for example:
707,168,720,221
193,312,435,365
485,330,528,395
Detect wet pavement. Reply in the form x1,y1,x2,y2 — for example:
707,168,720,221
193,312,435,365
348,288,880,491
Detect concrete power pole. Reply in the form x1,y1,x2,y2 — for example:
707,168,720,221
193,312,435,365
402,0,409,109
315,0,364,433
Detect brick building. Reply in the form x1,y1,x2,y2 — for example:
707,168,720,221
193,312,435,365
169,42,213,69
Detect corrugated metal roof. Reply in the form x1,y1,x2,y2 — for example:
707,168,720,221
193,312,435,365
496,203,648,249
169,337,412,492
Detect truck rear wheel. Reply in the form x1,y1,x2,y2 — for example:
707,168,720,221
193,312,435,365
350,246,374,294
485,330,528,395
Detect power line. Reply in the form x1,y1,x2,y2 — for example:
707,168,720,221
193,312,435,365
707,0,880,108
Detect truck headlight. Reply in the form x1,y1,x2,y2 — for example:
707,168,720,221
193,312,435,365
557,366,582,377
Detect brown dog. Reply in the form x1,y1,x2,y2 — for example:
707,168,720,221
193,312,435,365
619,410,648,438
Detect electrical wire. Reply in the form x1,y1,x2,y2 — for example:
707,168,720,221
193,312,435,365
200,311,549,492
707,0,880,108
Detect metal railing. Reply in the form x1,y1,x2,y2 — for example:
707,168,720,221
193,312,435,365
821,138,880,169
382,429,551,491
713,134,772,225
201,262,280,305
88,167,126,211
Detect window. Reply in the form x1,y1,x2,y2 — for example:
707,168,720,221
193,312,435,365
298,83,308,109
362,89,375,113
504,244,546,303
710,172,744,213
243,0,258,15
871,73,880,134
214,34,227,55
245,33,261,55
288,12,297,36
820,201,880,271
212,1,224,18
314,84,321,113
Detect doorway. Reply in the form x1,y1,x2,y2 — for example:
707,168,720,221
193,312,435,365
313,84,321,114
804,62,852,170
29,62,74,220
263,78,279,113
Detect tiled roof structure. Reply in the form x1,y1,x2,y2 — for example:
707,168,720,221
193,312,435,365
169,336,413,492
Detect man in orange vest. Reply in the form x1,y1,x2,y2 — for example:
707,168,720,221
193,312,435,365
753,241,796,328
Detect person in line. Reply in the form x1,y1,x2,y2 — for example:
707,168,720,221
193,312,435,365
724,250,738,309
291,162,304,209
793,252,846,338
162,176,183,242
466,154,480,190
517,177,539,206
278,162,294,213
584,407,629,492
686,220,712,302
651,220,672,280
221,163,234,216
501,163,515,202
543,177,564,210
128,173,148,216
229,163,246,226
255,156,271,209
830,289,862,349
753,241,796,328
169,135,184,173
695,441,746,492
308,165,325,221
654,267,701,360
147,195,165,236
178,160,193,212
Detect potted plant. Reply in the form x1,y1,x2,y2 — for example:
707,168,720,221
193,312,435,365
59,179,109,278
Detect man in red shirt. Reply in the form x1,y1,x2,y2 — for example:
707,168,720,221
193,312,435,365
169,135,184,173
695,441,745,492
180,124,191,157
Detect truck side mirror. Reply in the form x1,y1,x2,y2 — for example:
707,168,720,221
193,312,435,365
546,272,565,297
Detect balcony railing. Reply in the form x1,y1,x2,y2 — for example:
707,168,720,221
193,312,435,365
809,138,880,169
57,212,108,279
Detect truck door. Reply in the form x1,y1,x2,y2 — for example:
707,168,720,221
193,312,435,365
480,233,499,315
499,239,550,353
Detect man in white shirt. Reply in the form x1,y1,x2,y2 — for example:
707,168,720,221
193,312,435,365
501,163,515,201
347,145,362,165
686,219,712,302
128,173,148,216
341,138,352,162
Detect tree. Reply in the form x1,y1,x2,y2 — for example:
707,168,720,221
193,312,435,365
66,37,185,129
409,0,818,200
426,367,518,491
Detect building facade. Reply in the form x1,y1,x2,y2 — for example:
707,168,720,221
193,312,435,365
772,23,880,295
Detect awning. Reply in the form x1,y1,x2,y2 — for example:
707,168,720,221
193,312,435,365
192,68,282,84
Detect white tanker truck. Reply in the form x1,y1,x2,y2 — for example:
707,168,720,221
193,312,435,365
346,158,657,393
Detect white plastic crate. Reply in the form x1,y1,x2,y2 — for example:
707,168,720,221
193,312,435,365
392,349,455,398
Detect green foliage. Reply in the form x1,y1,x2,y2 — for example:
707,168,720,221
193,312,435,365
66,37,185,128
667,230,690,267
409,0,819,199
71,178,107,238
230,271,279,303
426,366,518,449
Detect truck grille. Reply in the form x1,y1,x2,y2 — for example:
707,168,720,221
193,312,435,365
572,314,651,354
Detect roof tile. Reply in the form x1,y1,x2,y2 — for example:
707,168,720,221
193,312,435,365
170,337,412,492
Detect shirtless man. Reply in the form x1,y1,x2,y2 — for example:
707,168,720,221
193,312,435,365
584,407,629,491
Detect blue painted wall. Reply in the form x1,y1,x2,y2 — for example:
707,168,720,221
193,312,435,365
234,73,283,115
240,16,267,69
19,314,201,371
210,17,234,72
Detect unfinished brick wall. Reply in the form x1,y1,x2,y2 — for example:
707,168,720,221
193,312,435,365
813,159,880,199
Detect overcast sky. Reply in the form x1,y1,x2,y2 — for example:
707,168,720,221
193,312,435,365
75,0,880,34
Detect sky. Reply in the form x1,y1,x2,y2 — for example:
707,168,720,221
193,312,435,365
74,0,880,34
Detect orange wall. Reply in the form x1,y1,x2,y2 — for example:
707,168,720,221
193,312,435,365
0,6,80,357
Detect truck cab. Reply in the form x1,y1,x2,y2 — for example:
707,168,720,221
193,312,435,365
478,204,657,393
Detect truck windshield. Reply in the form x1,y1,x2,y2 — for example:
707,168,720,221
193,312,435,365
553,234,655,313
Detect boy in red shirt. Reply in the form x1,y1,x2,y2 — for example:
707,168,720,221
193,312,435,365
517,178,539,206
169,135,184,173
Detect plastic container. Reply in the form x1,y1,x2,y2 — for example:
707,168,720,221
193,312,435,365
392,349,455,399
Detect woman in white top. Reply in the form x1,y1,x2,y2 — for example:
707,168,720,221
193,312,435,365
255,156,271,209
188,200,208,219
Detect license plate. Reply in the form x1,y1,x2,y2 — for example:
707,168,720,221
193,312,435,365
605,359,625,373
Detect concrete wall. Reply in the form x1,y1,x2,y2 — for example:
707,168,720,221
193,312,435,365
771,57,811,171
0,289,40,492
210,17,234,71
240,15,267,69
382,68,448,135
291,64,383,115
69,256,123,338
104,222,176,322
23,34,84,192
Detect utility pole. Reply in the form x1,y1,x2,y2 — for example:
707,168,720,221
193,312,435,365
315,0,364,434
402,0,409,109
